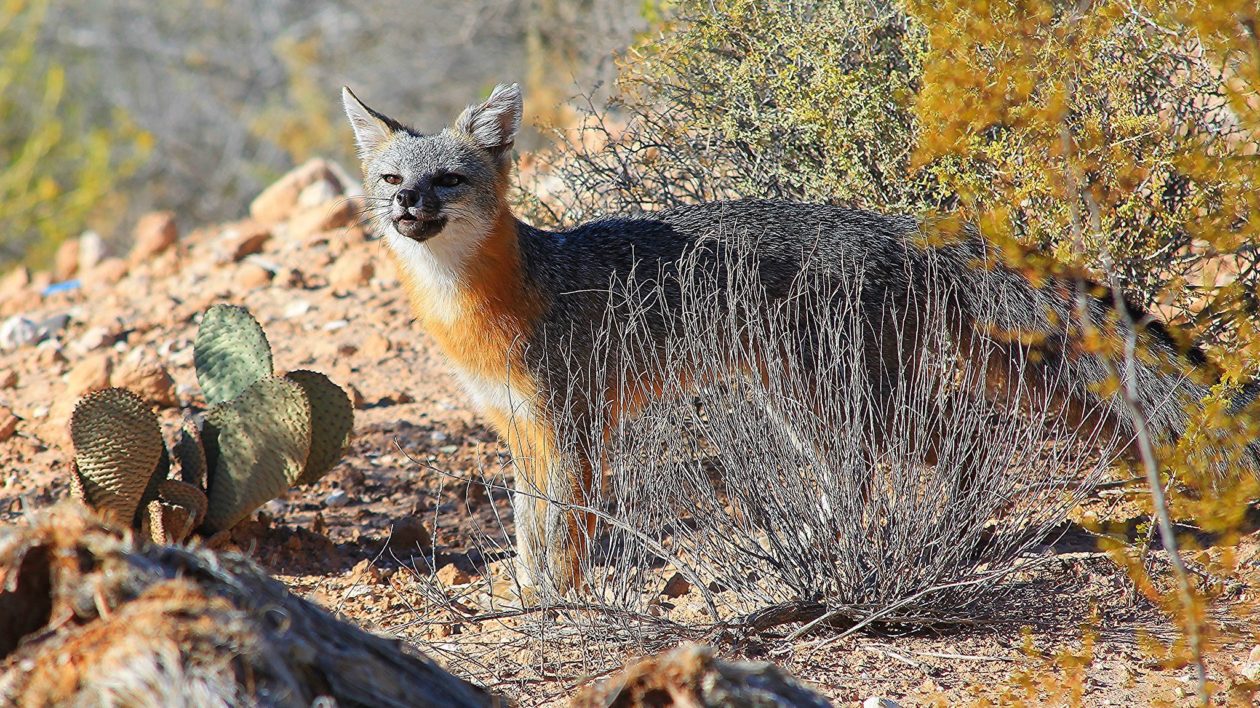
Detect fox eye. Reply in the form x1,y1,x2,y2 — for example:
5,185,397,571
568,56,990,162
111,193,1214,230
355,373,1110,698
434,173,464,188
381,174,402,185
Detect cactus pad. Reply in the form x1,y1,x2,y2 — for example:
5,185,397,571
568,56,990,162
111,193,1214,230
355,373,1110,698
171,414,208,489
146,499,196,544
202,376,311,532
286,370,353,486
69,388,164,526
195,304,273,405
158,479,208,529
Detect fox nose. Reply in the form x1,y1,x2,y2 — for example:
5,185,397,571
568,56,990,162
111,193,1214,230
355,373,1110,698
395,188,420,208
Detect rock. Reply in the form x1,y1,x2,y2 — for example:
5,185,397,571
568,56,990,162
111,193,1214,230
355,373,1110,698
328,251,375,294
216,222,272,263
436,564,471,586
35,313,70,340
864,698,902,708
662,571,691,599
0,266,31,300
346,383,366,409
289,197,361,242
53,238,80,281
130,211,179,263
250,159,337,225
361,332,392,359
35,341,66,370
388,516,431,553
78,231,106,271
0,316,38,350
81,258,129,291
298,178,341,208
283,300,312,319
324,489,350,508
234,262,274,290
348,559,383,585
73,326,117,353
0,370,17,389
573,644,831,708
273,267,305,289
0,406,17,442
112,359,178,408
65,353,114,399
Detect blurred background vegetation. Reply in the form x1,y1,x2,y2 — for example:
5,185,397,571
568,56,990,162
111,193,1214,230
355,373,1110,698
0,0,644,271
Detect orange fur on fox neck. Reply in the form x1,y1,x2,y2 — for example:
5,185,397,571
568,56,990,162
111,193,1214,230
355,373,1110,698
392,207,542,400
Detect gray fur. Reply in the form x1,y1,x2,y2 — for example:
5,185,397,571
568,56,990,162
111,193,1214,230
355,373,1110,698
345,87,1255,593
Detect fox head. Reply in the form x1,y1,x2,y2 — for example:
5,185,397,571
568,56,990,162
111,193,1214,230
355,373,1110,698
341,84,521,253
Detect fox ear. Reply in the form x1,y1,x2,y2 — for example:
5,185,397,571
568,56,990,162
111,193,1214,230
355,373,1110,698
342,87,403,159
455,83,522,160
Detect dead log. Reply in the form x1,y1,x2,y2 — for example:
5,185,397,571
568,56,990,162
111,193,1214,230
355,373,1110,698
0,502,496,707
571,643,832,707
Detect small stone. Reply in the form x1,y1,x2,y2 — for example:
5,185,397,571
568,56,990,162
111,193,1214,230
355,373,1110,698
74,326,116,353
217,222,272,263
361,332,391,358
323,319,349,332
438,445,458,455
0,316,38,350
298,178,341,208
661,571,691,599
66,352,114,399
864,698,901,708
345,383,366,409
35,342,66,369
324,489,350,508
53,238,80,281
1249,645,1260,663
78,231,106,271
264,499,287,517
250,159,336,225
31,406,48,419
348,558,383,585
436,563,471,586
273,267,305,289
35,313,70,340
0,266,31,301
284,300,312,319
131,211,179,263
289,197,361,242
0,406,17,443
234,262,273,290
112,359,178,408
0,370,17,389
326,250,375,293
82,258,128,291
388,516,431,552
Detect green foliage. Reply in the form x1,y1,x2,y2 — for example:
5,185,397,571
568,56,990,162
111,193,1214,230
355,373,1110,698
68,304,353,540
194,304,274,406
202,375,312,532
0,0,151,270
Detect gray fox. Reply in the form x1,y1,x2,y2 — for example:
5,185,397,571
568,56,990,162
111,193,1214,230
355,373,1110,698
342,83,1255,595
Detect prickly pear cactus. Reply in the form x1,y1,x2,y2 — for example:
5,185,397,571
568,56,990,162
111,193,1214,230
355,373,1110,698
202,376,313,532
195,304,273,405
286,370,353,486
69,388,165,526
67,304,355,541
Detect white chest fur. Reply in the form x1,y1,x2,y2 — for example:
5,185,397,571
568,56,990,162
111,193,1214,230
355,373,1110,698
386,218,488,324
